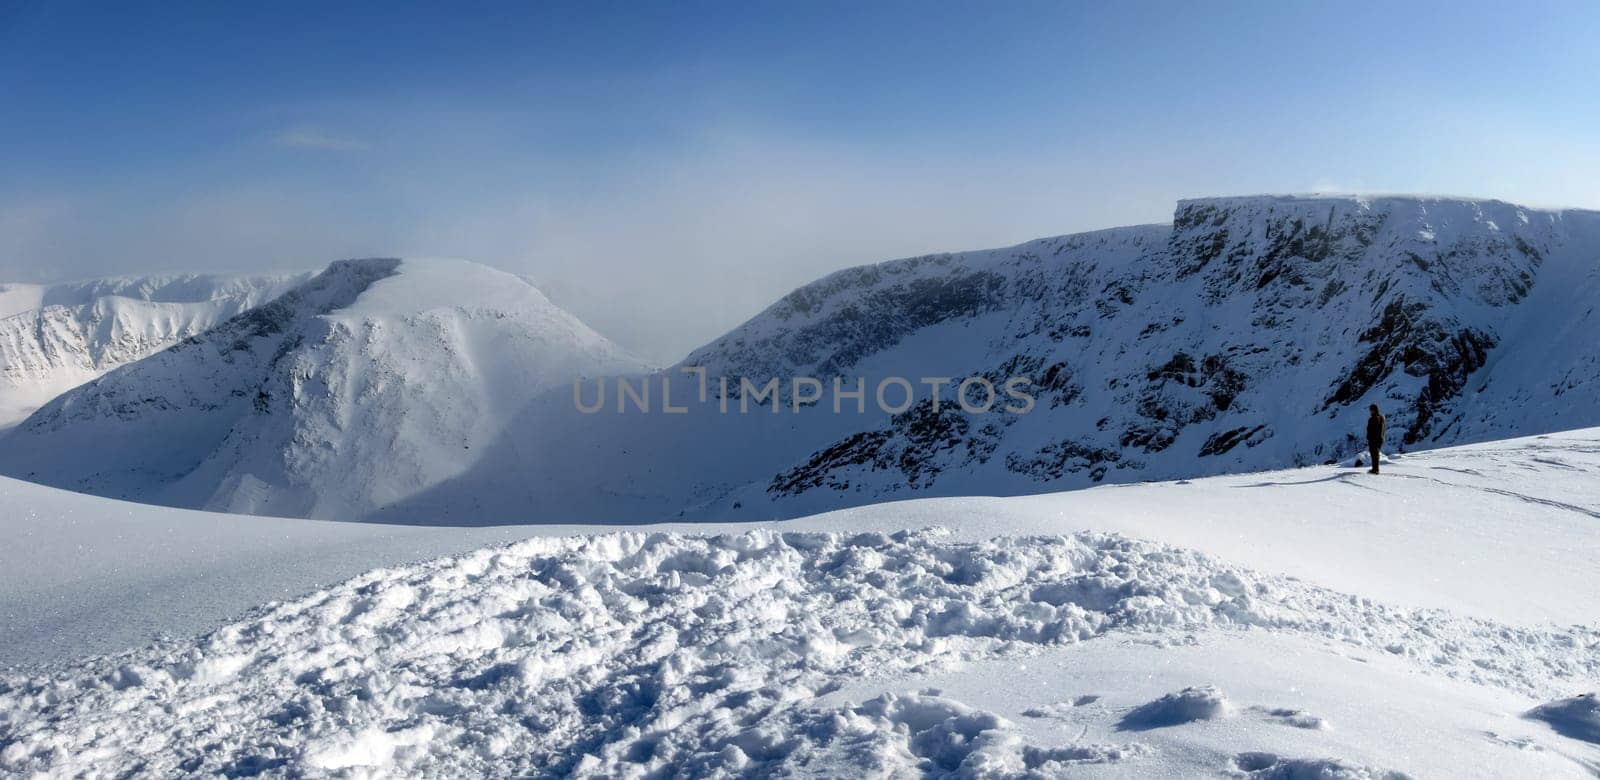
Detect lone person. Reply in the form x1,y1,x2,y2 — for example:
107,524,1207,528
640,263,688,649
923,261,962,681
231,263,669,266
1366,404,1386,474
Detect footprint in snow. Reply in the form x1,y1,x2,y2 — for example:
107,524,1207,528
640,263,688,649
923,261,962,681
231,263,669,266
1482,731,1545,751
1250,706,1329,730
1021,695,1102,719
1526,692,1600,744
1117,685,1232,731
1231,751,1411,779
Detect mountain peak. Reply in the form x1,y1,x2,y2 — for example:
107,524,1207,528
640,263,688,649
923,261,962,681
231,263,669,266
0,257,647,518
326,258,561,317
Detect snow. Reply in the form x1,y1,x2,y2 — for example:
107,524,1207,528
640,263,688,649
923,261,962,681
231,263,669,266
1117,686,1234,731
824,431,1600,627
3,428,1599,776
841,633,1556,777
0,272,310,428
6,196,1600,526
0,474,561,667
10,527,1591,776
1528,694,1600,745
7,427,1595,670
0,258,649,519
248,194,1600,527
3,195,1600,776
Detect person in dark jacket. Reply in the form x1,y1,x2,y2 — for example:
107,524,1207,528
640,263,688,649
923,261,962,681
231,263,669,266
1366,404,1386,474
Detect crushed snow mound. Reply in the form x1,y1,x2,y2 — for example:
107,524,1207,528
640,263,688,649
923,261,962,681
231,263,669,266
2,529,1597,777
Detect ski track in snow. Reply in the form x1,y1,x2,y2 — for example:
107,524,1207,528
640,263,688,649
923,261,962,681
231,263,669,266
3,529,1596,777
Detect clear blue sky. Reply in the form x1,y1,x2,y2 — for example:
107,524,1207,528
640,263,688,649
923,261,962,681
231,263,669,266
2,1,1597,361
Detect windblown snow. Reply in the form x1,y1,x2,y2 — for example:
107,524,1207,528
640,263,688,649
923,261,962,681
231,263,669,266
3,429,1599,777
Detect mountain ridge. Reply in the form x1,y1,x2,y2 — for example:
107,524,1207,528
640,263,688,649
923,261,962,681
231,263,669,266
398,192,1600,524
0,258,648,518
4,194,1598,523
0,271,314,427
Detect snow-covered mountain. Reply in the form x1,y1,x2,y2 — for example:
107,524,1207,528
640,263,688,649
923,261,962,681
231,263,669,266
375,194,1600,524
0,273,311,427
6,195,1599,524
0,259,648,519
694,195,1600,490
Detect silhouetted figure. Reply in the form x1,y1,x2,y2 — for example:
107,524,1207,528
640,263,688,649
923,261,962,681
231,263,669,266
1366,404,1386,474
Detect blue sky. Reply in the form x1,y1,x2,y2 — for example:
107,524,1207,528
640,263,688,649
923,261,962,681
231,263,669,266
2,1,1597,361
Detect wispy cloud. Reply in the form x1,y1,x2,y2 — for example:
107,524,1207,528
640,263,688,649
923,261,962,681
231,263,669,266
274,126,369,152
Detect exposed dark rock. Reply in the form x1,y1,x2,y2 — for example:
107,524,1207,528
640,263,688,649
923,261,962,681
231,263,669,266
1006,439,1129,483
769,398,1003,497
1325,297,1496,442
1120,425,1178,453
768,431,892,496
1199,425,1268,457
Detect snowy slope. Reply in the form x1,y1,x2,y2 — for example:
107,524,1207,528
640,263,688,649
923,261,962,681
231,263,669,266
0,259,648,519
0,273,311,427
3,429,1598,776
0,472,595,668
366,195,1600,526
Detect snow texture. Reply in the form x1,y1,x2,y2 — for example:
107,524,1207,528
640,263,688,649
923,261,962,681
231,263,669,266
1527,693,1600,744
1118,686,1233,731
1230,751,1410,779
4,427,1599,668
3,526,1596,776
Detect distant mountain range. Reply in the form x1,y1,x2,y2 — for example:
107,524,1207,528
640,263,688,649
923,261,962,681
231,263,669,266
0,273,312,428
3,195,1598,523
0,259,647,519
